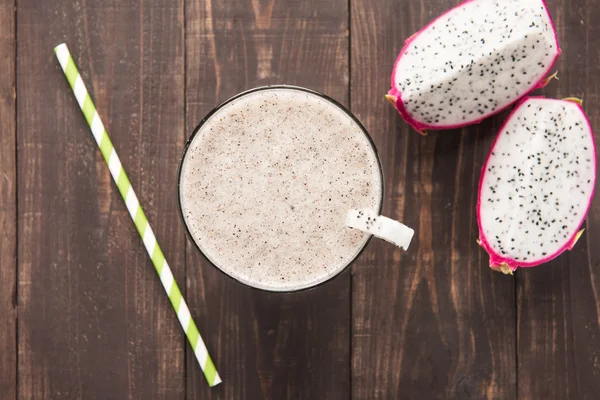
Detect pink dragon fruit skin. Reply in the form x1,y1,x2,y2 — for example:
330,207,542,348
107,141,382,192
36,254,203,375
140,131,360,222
477,97,597,274
387,0,561,134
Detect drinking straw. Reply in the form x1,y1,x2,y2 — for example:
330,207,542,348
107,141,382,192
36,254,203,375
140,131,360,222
54,43,221,387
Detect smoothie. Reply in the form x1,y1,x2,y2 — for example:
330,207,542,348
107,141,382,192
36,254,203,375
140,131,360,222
179,87,383,291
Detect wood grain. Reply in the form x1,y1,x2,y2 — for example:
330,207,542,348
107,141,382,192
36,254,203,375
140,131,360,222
350,0,517,398
184,0,350,398
517,1,600,399
0,0,16,398
17,0,185,398
3,0,600,398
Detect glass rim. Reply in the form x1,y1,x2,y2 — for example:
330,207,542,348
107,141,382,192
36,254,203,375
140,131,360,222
177,84,385,293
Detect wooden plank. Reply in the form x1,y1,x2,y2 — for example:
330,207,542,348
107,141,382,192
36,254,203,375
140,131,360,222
185,0,350,398
0,0,16,398
517,1,600,399
17,1,185,398
350,0,517,398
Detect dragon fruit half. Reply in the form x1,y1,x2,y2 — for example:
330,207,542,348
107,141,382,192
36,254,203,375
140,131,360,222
477,97,596,274
387,0,561,133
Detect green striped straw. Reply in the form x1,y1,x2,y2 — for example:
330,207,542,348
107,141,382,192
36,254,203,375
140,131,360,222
54,43,221,387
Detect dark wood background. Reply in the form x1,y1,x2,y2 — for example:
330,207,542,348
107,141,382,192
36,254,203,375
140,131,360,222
1,0,598,398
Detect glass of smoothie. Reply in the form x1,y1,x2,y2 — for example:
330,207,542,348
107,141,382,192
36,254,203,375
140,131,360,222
178,86,413,292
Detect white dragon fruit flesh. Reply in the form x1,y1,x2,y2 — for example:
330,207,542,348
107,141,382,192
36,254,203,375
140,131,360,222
346,209,414,250
477,97,596,273
387,0,561,134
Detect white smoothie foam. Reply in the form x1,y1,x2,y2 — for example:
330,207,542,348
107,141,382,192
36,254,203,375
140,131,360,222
179,87,383,291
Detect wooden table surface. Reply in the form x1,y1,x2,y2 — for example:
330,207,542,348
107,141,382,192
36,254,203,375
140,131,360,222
1,0,599,398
